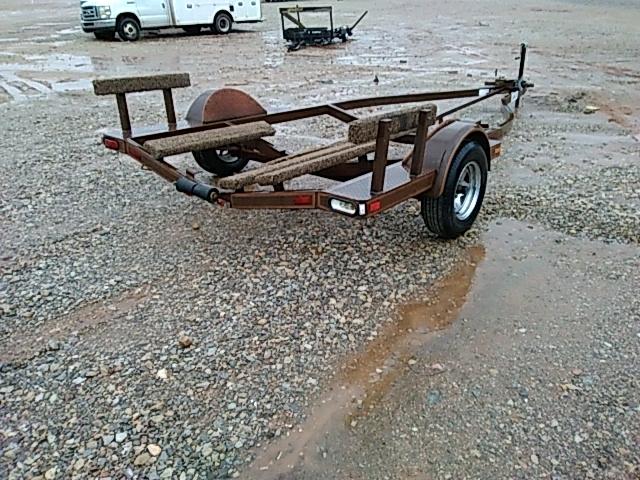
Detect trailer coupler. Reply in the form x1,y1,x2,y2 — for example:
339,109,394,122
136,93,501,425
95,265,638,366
175,177,219,203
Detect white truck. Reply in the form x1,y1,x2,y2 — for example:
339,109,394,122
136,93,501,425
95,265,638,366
80,0,262,41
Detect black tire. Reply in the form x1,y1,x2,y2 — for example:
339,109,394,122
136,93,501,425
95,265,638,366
212,12,232,34
420,141,488,239
182,26,201,35
94,30,115,41
192,149,249,177
117,16,141,41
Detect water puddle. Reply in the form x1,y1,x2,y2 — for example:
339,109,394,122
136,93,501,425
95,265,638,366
245,245,485,479
51,78,93,92
0,52,94,102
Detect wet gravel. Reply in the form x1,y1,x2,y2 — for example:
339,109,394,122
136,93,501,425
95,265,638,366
316,220,640,480
1,0,640,479
1,98,474,479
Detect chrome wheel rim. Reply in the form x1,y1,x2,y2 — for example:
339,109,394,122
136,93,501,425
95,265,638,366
454,161,482,221
218,18,229,31
123,22,137,39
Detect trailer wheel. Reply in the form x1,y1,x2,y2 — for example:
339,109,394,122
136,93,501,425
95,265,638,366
213,12,233,34
420,141,488,239
192,149,249,177
117,16,141,41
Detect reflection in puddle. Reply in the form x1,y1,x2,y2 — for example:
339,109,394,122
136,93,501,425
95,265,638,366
246,246,485,479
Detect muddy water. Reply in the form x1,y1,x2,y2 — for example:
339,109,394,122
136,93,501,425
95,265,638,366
245,246,485,479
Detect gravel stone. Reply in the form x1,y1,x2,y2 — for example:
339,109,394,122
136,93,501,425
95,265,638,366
134,452,151,466
148,444,162,457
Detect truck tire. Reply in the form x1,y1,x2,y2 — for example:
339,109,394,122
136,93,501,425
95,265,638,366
213,12,233,34
192,149,249,177
118,16,141,41
94,30,115,41
420,141,488,239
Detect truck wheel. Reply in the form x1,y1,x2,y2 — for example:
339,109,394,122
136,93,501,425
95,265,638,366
94,31,115,41
182,26,201,35
420,141,488,239
213,12,233,34
193,149,249,177
118,16,141,41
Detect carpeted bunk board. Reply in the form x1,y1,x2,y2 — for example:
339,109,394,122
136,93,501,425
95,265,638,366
217,130,415,190
217,141,352,189
93,73,191,96
143,122,276,159
347,104,437,144
217,105,437,189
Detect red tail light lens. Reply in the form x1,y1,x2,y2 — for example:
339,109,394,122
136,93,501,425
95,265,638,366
368,200,382,213
104,138,119,150
294,194,313,206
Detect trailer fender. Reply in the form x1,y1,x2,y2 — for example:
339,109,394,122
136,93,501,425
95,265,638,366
420,121,491,198
186,88,267,125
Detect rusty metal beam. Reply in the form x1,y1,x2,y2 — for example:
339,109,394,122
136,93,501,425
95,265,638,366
410,109,431,177
335,88,481,110
115,93,131,132
326,104,358,122
163,89,177,125
370,119,392,194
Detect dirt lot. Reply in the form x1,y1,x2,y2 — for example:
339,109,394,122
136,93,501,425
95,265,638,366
0,0,639,479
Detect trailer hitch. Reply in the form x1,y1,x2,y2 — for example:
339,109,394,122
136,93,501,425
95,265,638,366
175,177,219,203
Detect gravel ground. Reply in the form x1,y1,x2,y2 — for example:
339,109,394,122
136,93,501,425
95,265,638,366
250,219,639,480
1,0,639,479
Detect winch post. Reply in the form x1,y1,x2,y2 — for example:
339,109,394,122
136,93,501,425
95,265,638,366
515,43,527,109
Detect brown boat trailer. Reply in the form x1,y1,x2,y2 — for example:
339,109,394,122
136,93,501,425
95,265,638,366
95,44,533,238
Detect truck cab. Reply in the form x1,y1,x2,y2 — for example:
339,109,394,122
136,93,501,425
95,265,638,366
80,0,262,41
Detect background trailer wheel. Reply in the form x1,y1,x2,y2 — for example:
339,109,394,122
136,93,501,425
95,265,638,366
421,141,488,239
192,149,249,177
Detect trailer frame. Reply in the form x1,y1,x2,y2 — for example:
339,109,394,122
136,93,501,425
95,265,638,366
95,44,532,238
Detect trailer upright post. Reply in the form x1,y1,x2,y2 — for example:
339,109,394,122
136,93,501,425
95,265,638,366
410,109,431,177
162,88,177,125
115,93,131,132
370,119,392,194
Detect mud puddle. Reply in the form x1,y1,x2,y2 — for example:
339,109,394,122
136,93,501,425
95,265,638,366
242,219,638,479
244,245,485,479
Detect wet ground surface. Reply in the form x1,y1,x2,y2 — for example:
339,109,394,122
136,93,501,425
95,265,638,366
1,0,639,479
246,219,639,480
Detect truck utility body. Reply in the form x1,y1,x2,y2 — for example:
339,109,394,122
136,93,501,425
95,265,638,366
80,0,262,41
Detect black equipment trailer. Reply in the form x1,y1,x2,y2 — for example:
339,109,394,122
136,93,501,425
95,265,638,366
279,6,368,51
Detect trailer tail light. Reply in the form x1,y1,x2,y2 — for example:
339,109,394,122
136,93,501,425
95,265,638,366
368,200,382,214
103,138,119,150
294,194,313,206
330,198,357,215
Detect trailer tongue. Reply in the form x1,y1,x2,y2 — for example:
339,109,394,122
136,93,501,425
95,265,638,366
95,44,532,239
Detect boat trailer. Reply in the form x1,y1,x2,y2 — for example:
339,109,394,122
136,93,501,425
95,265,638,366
94,44,532,239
